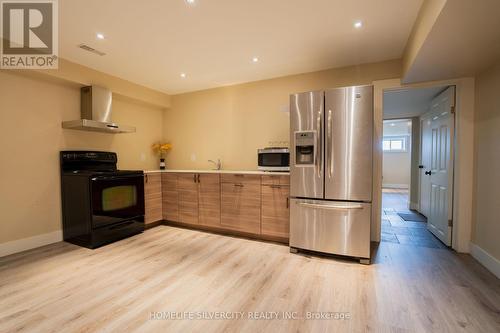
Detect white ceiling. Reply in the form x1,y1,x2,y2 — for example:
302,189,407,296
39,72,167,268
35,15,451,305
59,0,423,94
383,119,412,136
383,86,447,119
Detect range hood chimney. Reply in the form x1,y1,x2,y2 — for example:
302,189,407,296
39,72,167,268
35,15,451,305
62,86,135,133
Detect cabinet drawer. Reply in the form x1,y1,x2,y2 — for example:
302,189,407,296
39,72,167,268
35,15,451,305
221,174,261,185
290,199,371,258
221,183,261,234
261,175,290,186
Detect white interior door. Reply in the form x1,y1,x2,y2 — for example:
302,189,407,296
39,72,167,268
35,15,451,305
422,87,455,246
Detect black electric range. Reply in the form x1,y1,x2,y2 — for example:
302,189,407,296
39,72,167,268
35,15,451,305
60,151,145,248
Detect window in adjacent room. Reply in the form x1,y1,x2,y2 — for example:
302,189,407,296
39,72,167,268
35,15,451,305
383,136,407,152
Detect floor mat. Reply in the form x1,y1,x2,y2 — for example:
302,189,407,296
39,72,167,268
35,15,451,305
397,211,427,222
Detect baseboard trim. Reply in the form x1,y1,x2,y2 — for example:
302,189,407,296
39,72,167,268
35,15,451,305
382,184,409,189
145,220,163,230
0,230,63,258
163,220,289,245
470,243,500,279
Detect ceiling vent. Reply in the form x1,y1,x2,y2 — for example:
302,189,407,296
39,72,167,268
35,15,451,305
77,44,106,56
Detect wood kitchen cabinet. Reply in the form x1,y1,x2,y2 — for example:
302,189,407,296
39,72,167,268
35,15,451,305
261,174,290,186
221,174,261,234
157,172,289,242
261,184,290,238
144,173,163,224
177,173,199,225
162,173,179,222
198,174,221,227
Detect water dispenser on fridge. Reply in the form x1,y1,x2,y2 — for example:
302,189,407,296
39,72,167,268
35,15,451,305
294,131,316,166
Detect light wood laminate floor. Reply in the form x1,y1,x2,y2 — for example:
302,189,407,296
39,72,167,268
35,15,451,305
1,226,499,332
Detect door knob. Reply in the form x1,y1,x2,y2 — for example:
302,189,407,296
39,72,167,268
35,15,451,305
425,171,432,175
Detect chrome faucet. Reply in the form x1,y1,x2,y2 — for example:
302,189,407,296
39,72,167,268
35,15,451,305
208,159,222,170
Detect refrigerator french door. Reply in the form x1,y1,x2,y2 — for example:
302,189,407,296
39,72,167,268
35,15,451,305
289,85,373,263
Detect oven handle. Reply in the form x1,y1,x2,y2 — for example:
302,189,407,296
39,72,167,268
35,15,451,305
91,174,143,181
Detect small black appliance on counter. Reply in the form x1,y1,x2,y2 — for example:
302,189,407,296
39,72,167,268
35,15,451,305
60,151,145,248
257,147,290,172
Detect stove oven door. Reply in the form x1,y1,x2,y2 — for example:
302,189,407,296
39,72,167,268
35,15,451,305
90,174,145,228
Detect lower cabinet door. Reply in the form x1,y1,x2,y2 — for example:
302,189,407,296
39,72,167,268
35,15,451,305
162,173,179,222
144,174,163,224
198,174,221,227
177,173,199,225
221,183,261,234
261,185,289,238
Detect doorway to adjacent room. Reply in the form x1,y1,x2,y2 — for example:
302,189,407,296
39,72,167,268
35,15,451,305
381,85,455,249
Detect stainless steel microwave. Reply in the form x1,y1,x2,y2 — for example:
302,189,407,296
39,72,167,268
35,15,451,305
258,148,290,171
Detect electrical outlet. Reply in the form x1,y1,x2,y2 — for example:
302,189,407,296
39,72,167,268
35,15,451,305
190,153,196,162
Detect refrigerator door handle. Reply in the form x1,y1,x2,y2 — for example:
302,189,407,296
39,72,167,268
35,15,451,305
327,109,333,178
296,202,363,210
316,114,322,178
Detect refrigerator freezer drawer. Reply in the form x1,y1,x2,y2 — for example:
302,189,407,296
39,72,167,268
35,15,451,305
290,199,371,259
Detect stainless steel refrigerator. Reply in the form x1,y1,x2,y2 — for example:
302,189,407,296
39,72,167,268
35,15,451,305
289,85,373,264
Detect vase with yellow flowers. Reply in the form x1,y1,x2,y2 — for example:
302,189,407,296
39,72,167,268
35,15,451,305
152,142,173,170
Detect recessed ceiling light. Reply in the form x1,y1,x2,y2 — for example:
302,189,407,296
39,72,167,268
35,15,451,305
354,21,363,29
180,73,186,78
252,57,259,63
185,0,195,4
96,33,105,40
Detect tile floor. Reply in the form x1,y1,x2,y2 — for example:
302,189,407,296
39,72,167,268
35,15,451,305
381,188,446,249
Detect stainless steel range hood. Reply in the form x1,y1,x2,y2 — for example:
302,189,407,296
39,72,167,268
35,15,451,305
62,86,136,133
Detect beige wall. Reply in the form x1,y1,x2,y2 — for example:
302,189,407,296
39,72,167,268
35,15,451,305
0,71,165,244
163,59,401,170
473,59,500,260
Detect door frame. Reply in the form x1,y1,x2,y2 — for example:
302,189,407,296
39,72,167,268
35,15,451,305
372,78,474,253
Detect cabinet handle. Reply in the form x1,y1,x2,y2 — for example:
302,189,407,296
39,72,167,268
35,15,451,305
270,184,281,188
197,174,200,183
193,174,196,183
286,197,289,208
234,183,244,187
145,174,148,183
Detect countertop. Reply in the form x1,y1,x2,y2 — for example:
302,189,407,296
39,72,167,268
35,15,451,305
143,169,290,176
